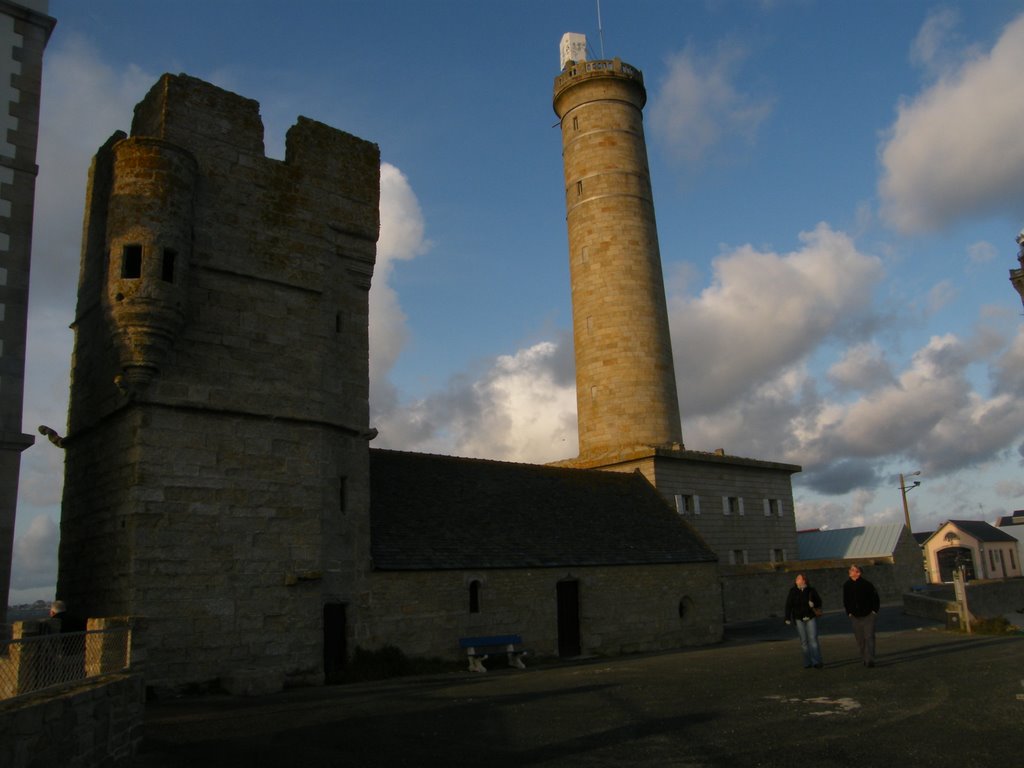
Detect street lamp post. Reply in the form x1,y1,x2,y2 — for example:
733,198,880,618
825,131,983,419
899,471,921,533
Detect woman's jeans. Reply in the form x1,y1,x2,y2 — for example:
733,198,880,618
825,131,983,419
795,617,822,666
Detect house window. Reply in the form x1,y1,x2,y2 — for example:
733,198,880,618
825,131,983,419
728,549,747,565
989,550,997,572
770,548,786,563
469,580,481,613
675,494,699,515
161,248,176,282
121,244,142,278
764,499,782,517
723,496,743,516
1010,549,1017,570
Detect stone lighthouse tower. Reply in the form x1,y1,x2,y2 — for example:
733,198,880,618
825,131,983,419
553,34,683,461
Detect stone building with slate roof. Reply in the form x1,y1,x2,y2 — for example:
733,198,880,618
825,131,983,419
364,450,720,659
55,73,725,694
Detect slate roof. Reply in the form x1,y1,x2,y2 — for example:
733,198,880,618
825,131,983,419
369,449,717,570
931,519,1019,544
797,523,905,560
995,510,1024,527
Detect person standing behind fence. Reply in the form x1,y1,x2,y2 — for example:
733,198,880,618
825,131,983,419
784,573,824,669
45,600,85,633
843,565,880,667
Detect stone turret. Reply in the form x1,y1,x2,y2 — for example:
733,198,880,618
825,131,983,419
103,137,197,388
553,42,683,461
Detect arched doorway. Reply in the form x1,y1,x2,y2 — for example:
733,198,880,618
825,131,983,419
937,547,975,583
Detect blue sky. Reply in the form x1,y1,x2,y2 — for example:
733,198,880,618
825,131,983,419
10,0,1024,603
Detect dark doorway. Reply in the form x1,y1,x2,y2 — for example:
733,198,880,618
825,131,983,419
556,580,581,657
937,547,975,583
323,603,347,684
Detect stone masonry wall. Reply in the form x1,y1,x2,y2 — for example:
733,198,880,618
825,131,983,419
360,562,722,662
0,674,144,768
721,558,926,623
597,453,799,566
60,74,379,691
553,61,682,459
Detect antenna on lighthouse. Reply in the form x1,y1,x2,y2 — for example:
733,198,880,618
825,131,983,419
596,0,605,58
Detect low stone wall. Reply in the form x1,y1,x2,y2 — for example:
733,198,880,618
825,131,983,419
902,578,1024,625
0,672,144,767
960,578,1024,619
721,559,924,622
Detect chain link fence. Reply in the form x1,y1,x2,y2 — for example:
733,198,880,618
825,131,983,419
0,626,132,700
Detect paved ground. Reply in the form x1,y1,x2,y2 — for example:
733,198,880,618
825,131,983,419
130,610,1023,767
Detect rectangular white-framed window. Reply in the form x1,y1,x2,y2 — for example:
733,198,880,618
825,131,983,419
675,493,700,515
770,548,786,563
728,549,748,565
722,496,742,516
763,498,782,517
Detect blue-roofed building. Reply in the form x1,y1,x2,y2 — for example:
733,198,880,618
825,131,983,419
797,523,911,561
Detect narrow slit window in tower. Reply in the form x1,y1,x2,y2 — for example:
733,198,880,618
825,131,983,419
572,115,578,131
121,244,142,279
576,180,583,197
161,249,177,283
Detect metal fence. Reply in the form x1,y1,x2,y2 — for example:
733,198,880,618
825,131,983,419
0,626,132,700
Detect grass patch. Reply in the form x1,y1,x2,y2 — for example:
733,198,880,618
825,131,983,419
968,616,1017,635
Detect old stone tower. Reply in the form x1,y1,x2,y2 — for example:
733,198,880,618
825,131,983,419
553,37,801,576
58,74,379,690
552,36,683,461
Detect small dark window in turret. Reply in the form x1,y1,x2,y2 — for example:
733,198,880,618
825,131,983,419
121,245,142,279
162,249,177,283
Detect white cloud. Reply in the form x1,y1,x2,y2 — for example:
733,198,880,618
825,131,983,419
879,13,1024,233
827,343,896,392
796,328,1024,477
909,8,961,76
669,223,884,415
967,240,997,264
368,163,429,416
10,514,58,594
373,339,578,464
650,41,773,165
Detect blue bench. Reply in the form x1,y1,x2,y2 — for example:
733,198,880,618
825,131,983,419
458,634,527,673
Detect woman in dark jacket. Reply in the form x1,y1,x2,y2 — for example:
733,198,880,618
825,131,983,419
784,573,823,668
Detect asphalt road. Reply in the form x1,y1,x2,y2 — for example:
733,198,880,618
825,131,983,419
130,612,1023,768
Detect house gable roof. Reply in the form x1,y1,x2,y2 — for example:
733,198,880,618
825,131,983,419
995,510,1024,527
929,519,1019,544
796,523,905,560
369,449,717,570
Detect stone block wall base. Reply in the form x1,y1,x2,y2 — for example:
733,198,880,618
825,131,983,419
221,669,285,697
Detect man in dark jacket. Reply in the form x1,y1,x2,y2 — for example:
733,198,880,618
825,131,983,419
843,565,880,667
